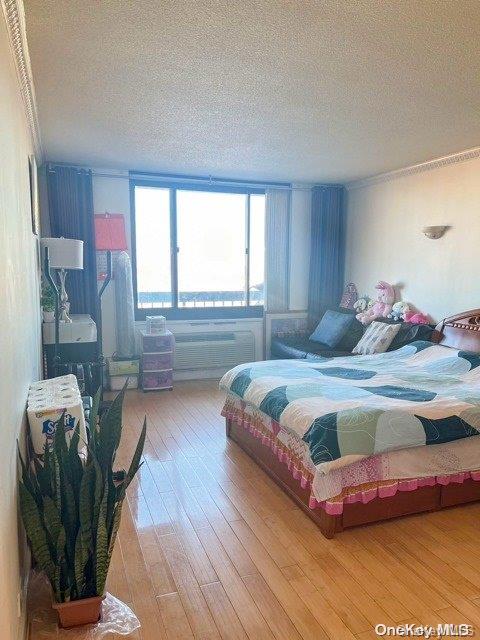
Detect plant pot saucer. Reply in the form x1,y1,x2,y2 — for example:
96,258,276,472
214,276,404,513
52,594,106,628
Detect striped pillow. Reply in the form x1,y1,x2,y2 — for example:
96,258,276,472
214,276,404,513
352,321,401,355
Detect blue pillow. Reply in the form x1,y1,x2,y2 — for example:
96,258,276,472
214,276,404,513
309,310,355,348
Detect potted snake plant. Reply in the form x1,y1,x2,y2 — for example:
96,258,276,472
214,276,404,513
19,386,146,628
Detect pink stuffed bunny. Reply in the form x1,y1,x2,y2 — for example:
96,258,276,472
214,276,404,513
356,281,395,325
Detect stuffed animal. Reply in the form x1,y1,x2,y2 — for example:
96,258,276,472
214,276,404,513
353,295,372,314
404,311,430,325
340,282,359,310
389,301,410,322
356,281,395,325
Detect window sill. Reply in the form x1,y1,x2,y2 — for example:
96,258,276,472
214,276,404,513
134,307,264,321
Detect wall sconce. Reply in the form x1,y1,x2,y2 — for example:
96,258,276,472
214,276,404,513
422,225,449,239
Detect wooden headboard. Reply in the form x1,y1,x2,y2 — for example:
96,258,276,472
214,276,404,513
434,309,480,352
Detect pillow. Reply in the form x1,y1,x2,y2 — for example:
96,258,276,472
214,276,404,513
352,321,401,355
309,310,356,349
336,315,365,352
389,322,434,351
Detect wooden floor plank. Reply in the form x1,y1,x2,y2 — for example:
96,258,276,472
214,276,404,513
242,573,304,640
230,519,330,640
160,490,219,585
156,531,222,640
201,581,249,640
28,381,480,640
195,526,277,640
156,592,195,640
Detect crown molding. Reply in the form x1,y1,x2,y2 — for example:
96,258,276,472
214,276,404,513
346,145,480,191
1,0,43,160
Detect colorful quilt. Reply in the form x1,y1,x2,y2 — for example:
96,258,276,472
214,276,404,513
220,341,480,473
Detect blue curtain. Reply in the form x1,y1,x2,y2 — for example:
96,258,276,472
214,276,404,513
46,164,97,319
308,185,345,324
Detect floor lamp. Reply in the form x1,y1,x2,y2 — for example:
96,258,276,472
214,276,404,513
94,213,128,395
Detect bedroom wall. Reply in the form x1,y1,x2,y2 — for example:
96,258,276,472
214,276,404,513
345,156,480,323
0,10,42,640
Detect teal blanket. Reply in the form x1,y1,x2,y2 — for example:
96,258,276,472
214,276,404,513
220,341,480,472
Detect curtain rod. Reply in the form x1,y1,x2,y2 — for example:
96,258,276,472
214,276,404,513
95,171,315,191
46,164,343,191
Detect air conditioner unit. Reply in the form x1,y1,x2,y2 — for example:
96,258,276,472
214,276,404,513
173,331,255,371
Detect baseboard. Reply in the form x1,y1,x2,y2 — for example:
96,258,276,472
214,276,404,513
173,367,228,381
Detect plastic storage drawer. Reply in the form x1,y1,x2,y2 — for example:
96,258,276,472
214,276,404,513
142,370,173,390
142,334,173,353
142,353,172,371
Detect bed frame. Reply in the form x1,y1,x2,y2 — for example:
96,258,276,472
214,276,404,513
226,308,480,537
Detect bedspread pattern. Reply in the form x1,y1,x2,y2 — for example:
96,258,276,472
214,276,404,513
220,341,480,473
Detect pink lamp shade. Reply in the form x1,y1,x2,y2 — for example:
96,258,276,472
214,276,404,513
94,214,127,251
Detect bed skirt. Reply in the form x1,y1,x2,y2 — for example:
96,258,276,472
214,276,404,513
223,397,480,537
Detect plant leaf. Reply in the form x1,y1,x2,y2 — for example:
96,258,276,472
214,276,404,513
53,526,66,602
43,442,53,495
18,445,40,507
91,387,101,432
34,457,52,498
107,501,123,563
42,496,62,548
61,476,77,558
53,411,69,467
52,452,62,515
79,463,94,554
74,529,87,598
95,480,109,596
19,483,55,581
106,467,117,536
124,417,147,491
92,454,103,536
67,424,83,496
98,384,127,470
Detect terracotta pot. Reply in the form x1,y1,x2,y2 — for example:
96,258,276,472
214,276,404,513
52,594,105,628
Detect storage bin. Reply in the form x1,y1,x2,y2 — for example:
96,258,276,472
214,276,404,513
142,332,173,352
108,357,140,376
142,353,172,371
109,375,138,391
146,315,166,335
142,370,173,390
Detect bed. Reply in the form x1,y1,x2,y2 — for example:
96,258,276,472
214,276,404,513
220,309,480,537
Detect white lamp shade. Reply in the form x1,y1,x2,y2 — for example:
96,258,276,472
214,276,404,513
41,237,83,270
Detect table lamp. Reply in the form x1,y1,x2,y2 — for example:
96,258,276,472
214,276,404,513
41,237,83,323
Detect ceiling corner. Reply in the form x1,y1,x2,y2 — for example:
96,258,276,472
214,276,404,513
2,0,43,161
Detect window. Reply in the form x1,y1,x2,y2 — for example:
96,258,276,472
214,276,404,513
131,180,266,319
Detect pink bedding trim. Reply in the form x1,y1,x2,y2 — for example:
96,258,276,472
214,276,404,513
223,406,312,489
309,471,480,515
223,400,480,516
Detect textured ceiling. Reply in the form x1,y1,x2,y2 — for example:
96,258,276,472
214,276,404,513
24,0,480,183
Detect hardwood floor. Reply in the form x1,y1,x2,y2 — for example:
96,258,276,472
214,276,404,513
30,380,480,639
